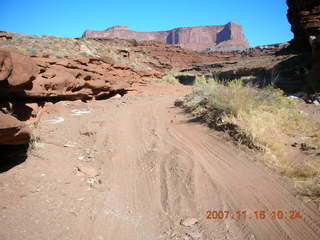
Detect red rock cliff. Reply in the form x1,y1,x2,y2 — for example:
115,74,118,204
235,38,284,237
287,0,320,50
287,0,320,92
82,22,249,51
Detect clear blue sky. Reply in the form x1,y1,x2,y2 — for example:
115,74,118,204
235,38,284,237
1,0,292,47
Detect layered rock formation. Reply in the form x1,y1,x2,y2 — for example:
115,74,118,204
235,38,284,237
287,0,320,92
133,40,238,70
82,22,249,51
0,48,161,146
1,47,174,101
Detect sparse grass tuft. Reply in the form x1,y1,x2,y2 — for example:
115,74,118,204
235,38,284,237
28,121,42,151
29,135,41,150
159,72,179,84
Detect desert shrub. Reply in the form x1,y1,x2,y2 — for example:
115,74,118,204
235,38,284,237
178,77,320,184
158,73,179,84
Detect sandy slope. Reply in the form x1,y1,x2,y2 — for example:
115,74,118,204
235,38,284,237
1,84,320,240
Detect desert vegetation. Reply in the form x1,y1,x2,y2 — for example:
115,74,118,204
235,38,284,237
176,75,320,198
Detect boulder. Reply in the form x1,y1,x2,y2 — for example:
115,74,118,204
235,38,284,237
0,48,38,87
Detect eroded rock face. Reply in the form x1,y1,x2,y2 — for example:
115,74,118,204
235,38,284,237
21,57,156,100
0,48,164,146
0,49,38,145
287,0,320,92
82,22,249,51
0,48,163,101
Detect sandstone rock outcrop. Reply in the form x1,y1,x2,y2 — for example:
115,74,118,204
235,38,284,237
0,47,163,146
0,48,37,88
287,0,320,92
0,49,37,145
0,48,164,101
82,22,249,51
19,57,158,100
287,0,320,50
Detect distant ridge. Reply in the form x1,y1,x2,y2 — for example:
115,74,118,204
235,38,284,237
82,22,249,51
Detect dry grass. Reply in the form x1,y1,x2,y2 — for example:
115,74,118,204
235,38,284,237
160,73,179,84
141,73,179,84
28,121,42,151
178,76,320,197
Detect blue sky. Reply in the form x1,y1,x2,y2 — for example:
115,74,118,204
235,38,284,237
1,0,292,47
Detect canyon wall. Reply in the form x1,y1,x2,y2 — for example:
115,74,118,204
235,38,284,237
82,22,249,51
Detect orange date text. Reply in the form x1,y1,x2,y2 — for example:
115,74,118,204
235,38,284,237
206,210,302,220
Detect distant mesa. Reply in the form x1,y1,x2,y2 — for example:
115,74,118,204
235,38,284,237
82,22,249,51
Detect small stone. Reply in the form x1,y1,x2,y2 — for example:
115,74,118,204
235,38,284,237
75,170,85,177
180,218,199,227
249,234,256,240
77,166,99,177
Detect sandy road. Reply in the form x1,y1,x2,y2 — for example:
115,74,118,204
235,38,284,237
1,85,320,240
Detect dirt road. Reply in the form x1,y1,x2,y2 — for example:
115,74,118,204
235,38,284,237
1,84,320,240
